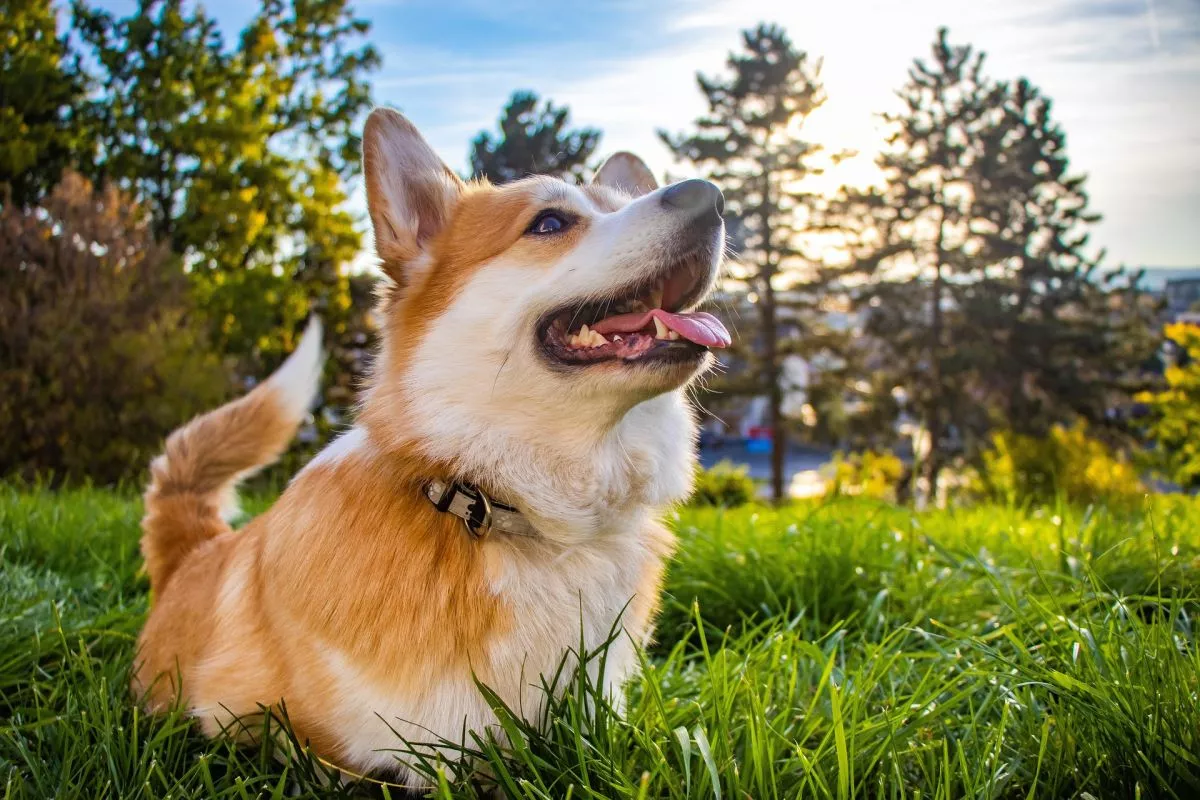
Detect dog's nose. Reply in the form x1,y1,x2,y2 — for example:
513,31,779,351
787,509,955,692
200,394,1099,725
660,179,724,220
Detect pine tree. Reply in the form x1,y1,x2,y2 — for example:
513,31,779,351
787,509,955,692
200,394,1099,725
962,77,1157,439
661,23,841,501
470,91,600,183
829,29,1156,502
828,28,1000,500
0,0,90,206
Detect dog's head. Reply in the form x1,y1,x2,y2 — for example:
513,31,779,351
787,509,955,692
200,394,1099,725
359,109,729,532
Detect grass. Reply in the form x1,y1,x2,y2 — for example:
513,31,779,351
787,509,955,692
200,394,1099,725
1,484,1198,798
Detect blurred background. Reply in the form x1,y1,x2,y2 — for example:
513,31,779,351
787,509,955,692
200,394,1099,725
3,0,1199,506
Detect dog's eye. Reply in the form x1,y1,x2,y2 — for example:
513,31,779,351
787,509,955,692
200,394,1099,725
527,210,570,236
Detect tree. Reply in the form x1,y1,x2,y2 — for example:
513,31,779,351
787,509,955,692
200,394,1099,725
827,29,999,501
1138,323,1200,489
0,0,90,206
470,90,600,183
661,23,842,501
828,29,1156,502
70,0,379,375
961,77,1157,442
0,172,230,484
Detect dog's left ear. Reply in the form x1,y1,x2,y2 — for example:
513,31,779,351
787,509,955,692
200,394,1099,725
363,108,464,281
593,152,658,197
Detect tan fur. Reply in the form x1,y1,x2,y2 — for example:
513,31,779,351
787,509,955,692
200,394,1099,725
141,384,300,592
134,109,714,784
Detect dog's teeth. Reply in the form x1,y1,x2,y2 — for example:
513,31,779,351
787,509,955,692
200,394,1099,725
590,330,607,347
667,330,680,340
650,283,664,309
613,335,622,342
654,317,670,340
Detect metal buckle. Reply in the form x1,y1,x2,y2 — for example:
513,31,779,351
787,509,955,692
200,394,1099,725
461,484,494,540
425,479,454,512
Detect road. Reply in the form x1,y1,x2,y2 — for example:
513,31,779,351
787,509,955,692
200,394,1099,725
698,441,833,487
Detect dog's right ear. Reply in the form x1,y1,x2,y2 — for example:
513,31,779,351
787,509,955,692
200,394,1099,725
363,108,464,280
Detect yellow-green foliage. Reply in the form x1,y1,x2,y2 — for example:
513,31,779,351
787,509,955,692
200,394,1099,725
690,460,758,507
1137,323,1200,489
824,449,905,501
979,424,1144,505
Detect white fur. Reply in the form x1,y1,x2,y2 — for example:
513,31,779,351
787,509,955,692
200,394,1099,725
302,425,371,472
268,316,325,422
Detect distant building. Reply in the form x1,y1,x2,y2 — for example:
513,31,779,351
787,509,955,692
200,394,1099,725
1164,277,1200,318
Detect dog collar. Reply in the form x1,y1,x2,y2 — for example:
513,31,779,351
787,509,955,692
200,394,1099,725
423,479,538,540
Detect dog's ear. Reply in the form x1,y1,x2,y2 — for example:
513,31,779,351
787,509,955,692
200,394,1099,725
593,152,658,197
363,108,464,280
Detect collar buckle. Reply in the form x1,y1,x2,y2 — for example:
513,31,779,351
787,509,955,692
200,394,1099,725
459,484,494,540
425,479,526,541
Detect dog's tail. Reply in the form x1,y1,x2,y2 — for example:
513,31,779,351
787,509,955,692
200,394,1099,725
140,318,324,592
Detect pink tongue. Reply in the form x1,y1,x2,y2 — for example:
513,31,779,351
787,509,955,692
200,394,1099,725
591,308,731,348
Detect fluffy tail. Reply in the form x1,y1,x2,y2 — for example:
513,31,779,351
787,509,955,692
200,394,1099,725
140,318,324,591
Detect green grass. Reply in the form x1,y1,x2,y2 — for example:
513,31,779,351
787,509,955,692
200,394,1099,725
2,484,1198,798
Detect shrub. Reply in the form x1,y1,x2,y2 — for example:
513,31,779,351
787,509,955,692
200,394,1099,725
689,460,757,507
977,424,1144,505
824,449,905,502
1136,323,1200,490
0,172,231,485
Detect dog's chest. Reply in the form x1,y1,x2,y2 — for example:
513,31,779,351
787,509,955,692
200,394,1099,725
318,527,660,776
484,531,656,681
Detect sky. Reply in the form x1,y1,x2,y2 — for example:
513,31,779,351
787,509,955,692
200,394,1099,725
98,0,1200,268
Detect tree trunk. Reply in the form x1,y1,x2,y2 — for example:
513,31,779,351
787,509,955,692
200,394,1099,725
759,166,785,503
761,266,785,502
924,205,947,505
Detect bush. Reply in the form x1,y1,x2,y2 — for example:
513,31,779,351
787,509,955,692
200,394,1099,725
0,172,231,485
977,424,1144,506
689,460,757,507
1136,323,1200,490
824,449,905,502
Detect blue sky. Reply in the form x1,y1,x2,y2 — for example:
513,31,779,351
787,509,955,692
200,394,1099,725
96,0,1199,268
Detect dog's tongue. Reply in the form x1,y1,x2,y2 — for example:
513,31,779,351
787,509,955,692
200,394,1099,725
591,309,731,348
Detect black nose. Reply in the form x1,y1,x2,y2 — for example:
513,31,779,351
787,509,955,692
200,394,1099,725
660,179,724,219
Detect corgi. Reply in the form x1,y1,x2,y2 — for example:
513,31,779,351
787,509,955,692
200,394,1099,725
133,108,730,787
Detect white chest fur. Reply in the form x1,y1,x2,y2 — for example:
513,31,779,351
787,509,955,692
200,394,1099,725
316,516,660,782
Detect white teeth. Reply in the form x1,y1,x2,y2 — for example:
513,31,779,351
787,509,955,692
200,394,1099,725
653,317,670,340
569,324,607,348
667,330,680,340
613,335,622,342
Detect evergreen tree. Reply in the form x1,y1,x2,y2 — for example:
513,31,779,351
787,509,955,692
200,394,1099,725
829,29,1156,501
962,77,1157,438
470,90,600,183
661,23,841,501
828,28,1001,500
0,0,90,206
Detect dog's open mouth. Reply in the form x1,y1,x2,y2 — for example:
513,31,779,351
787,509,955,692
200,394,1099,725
538,256,731,367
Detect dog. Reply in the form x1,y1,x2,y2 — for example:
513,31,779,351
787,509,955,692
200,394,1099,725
133,108,730,787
